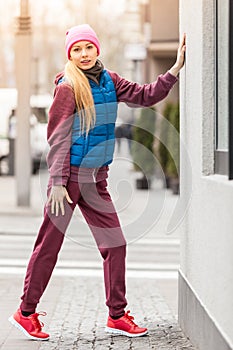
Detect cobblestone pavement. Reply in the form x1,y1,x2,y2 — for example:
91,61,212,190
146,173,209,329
0,145,196,349
1,275,196,350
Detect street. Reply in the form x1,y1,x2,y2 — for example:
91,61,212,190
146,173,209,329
0,142,180,313
0,141,195,349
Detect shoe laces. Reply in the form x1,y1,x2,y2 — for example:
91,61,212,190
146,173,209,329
123,310,138,328
29,311,47,332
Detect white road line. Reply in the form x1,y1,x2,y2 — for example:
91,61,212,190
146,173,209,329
0,245,179,255
0,235,180,246
133,238,180,245
0,258,179,271
0,266,178,279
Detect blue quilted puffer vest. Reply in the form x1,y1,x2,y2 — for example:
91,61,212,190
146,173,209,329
70,70,118,168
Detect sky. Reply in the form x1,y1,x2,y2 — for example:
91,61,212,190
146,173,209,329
0,0,126,24
0,0,155,32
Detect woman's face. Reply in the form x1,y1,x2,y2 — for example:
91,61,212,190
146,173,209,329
69,41,98,70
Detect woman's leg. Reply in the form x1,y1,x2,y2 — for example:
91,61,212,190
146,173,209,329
20,180,80,313
77,180,127,318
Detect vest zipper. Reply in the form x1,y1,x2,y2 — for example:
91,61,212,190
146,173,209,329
99,86,109,162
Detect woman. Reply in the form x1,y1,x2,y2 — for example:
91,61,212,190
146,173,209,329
9,24,186,340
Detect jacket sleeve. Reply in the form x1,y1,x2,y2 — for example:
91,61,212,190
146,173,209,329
46,82,76,186
108,70,178,107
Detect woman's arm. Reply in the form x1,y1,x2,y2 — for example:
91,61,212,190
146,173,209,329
46,82,76,187
108,33,186,107
109,70,178,107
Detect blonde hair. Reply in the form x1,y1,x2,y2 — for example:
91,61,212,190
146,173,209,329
64,60,96,133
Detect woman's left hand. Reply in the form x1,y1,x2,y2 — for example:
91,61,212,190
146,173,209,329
169,33,186,77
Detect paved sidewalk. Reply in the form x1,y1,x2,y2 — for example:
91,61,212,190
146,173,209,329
0,144,196,349
1,275,195,350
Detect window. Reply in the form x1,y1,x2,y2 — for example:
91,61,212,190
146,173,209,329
215,0,229,175
229,0,233,179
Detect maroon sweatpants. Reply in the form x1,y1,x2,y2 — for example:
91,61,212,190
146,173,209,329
20,178,127,317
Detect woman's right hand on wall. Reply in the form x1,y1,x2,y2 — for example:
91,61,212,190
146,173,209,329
47,185,73,216
168,33,186,77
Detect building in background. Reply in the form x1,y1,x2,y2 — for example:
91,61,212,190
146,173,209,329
141,0,179,113
0,0,179,99
0,0,128,92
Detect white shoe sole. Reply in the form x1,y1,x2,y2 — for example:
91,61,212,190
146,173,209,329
8,316,50,341
105,326,148,337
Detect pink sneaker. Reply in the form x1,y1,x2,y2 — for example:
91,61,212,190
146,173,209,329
105,310,148,337
8,309,49,340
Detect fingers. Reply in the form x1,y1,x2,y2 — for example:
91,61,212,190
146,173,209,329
182,34,186,52
177,33,186,68
178,33,186,52
182,32,186,44
51,198,55,215
180,33,186,47
52,198,65,216
55,201,59,217
60,202,65,216
51,198,64,216
65,190,73,204
47,189,55,214
49,187,73,216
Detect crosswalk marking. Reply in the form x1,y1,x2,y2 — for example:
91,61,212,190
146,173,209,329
0,266,178,279
0,258,179,270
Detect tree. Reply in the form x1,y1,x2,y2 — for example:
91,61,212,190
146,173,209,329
157,101,180,194
131,107,156,188
166,102,179,179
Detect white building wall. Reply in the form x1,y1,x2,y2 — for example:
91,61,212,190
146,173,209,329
179,0,233,349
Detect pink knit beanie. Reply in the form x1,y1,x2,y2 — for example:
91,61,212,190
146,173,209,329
65,24,100,59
